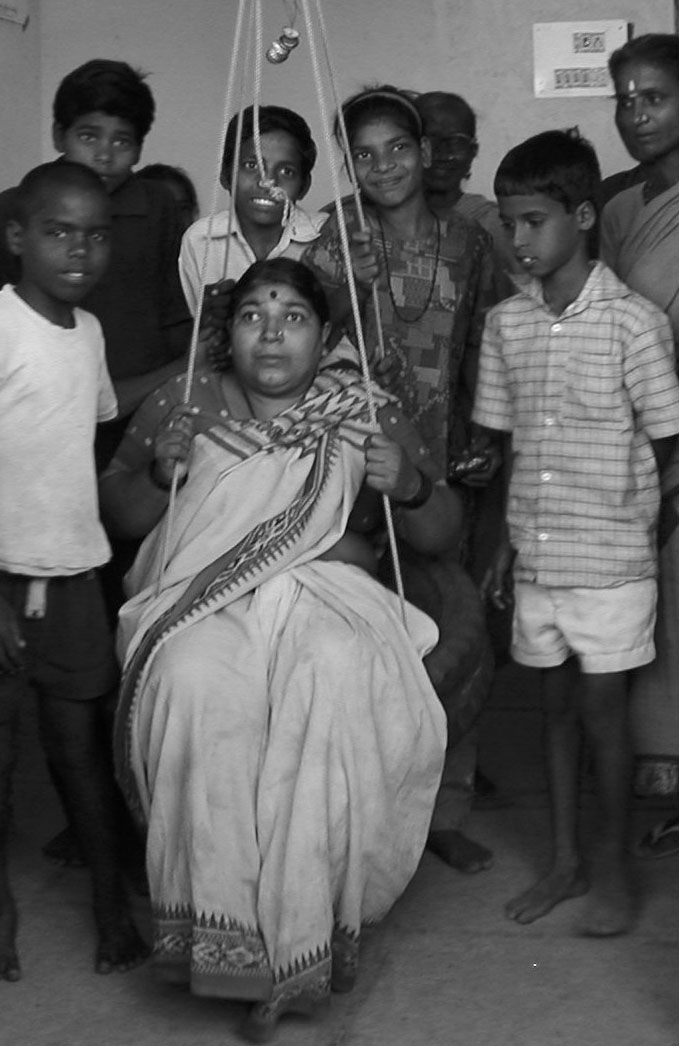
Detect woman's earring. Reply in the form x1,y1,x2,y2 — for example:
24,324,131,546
266,27,300,64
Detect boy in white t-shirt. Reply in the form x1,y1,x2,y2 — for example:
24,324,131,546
0,161,148,980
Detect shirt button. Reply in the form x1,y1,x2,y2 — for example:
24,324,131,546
538,532,549,542
540,471,552,482
551,323,562,333
544,415,555,426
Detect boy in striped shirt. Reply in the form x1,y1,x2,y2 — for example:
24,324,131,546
474,130,679,936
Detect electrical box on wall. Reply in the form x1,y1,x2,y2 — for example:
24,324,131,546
534,21,631,98
0,2,29,28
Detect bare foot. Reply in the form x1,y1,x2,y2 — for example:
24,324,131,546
505,867,589,924
0,889,20,982
95,910,150,974
578,860,634,937
427,830,493,873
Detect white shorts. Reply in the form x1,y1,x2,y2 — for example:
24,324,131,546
512,579,657,674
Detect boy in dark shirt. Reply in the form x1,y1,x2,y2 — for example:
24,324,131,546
0,59,191,468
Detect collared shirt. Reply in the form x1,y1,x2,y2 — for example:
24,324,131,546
179,202,328,315
85,175,191,381
472,262,679,587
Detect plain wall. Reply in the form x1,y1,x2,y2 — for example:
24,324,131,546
31,0,679,214
0,1,41,187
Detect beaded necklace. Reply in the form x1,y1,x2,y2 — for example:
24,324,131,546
376,213,441,324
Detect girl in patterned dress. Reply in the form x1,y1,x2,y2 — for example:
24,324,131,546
304,86,496,876
304,84,495,472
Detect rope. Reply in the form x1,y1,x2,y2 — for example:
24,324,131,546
222,0,255,277
157,0,407,621
252,0,266,182
312,0,387,363
301,0,406,613
155,0,249,593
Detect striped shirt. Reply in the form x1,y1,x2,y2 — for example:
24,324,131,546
472,262,679,587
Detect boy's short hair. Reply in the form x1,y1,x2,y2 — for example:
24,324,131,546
494,130,601,213
13,161,110,225
221,106,317,186
52,59,155,143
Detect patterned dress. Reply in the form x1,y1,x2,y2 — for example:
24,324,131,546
304,201,495,470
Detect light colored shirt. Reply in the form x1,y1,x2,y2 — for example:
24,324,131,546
179,201,328,314
472,262,679,587
0,286,117,576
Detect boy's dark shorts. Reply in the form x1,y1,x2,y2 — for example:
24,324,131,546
0,570,119,702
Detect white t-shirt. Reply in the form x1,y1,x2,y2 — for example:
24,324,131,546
0,285,117,576
179,201,328,315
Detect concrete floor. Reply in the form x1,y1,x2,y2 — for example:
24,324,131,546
3,662,679,1046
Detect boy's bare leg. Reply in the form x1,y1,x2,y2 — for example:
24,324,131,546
577,670,634,936
0,678,21,981
506,659,589,924
36,693,149,973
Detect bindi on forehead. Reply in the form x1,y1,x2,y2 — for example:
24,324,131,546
270,290,277,299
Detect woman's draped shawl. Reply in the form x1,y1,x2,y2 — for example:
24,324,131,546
601,181,679,499
601,182,679,342
114,369,405,806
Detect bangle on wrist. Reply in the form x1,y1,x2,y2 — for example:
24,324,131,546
391,468,433,510
149,460,188,492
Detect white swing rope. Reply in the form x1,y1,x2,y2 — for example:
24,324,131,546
222,1,255,274
311,0,388,365
300,0,406,611
155,0,250,593
157,0,406,617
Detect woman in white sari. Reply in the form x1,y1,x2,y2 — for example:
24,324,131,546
601,33,679,858
101,259,460,1040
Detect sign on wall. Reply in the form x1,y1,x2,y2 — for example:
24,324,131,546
0,2,29,27
533,21,630,98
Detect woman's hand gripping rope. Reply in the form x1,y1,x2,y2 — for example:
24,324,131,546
152,406,197,489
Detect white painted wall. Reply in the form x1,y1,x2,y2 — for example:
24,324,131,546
30,0,679,214
0,1,41,187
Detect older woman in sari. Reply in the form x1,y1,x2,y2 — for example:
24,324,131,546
601,33,679,857
100,259,461,1040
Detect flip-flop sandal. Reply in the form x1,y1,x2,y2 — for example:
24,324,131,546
635,816,679,860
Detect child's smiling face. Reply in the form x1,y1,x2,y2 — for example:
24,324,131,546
227,130,308,232
8,185,111,324
349,117,429,211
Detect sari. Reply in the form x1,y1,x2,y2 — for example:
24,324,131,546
113,367,446,1005
601,183,679,796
